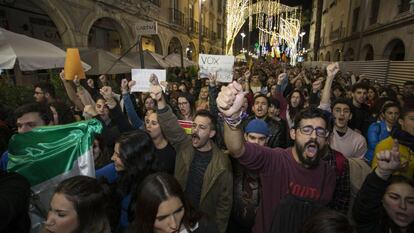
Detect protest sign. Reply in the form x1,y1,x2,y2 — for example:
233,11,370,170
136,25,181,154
131,69,166,92
198,54,235,83
64,48,85,80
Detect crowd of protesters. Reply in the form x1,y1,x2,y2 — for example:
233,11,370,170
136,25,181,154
0,58,413,233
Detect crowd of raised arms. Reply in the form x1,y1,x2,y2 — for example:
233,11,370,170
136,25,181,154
0,60,413,233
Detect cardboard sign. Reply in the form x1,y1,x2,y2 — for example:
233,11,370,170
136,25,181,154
131,69,166,92
64,48,85,80
198,54,235,83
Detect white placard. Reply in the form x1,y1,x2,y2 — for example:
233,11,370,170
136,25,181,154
131,69,166,92
135,21,158,35
198,54,235,83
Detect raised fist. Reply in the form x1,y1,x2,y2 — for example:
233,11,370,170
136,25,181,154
376,140,402,175
100,86,113,100
208,72,217,87
99,75,108,85
217,81,245,118
59,70,65,81
150,84,163,102
73,75,80,87
277,73,287,85
327,62,340,78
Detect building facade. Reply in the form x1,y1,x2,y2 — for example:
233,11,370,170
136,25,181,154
0,0,226,61
309,0,414,61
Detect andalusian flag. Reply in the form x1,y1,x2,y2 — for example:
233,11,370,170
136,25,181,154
7,119,102,193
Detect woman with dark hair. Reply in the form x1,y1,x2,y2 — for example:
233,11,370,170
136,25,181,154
42,176,111,233
129,173,219,233
353,146,414,233
300,209,355,233
367,86,379,109
366,102,401,164
96,130,156,231
280,89,305,129
176,93,196,121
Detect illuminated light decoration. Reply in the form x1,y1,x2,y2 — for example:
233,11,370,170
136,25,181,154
225,0,301,65
225,0,250,55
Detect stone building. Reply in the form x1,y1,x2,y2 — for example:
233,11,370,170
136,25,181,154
309,0,414,61
0,0,226,61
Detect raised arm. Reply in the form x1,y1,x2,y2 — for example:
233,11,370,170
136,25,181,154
121,79,143,129
150,83,189,150
74,76,96,107
216,81,246,158
59,70,84,110
319,62,339,111
100,86,133,133
353,140,402,230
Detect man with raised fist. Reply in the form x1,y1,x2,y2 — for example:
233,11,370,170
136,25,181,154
217,81,336,233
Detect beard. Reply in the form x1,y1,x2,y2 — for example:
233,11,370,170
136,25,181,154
294,139,327,168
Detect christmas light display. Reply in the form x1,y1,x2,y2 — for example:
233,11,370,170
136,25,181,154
225,0,301,65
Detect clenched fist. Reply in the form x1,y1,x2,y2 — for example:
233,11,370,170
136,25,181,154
327,62,340,78
217,81,245,118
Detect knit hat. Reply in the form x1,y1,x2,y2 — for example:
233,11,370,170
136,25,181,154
245,119,270,137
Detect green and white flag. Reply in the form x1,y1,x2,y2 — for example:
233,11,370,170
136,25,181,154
7,118,102,194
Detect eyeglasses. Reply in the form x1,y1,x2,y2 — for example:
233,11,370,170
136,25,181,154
298,125,329,138
178,102,189,106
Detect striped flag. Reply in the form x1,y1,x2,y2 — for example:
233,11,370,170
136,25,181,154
178,120,193,135
8,119,102,190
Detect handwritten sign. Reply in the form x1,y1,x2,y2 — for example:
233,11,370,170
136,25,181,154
131,69,166,92
198,54,235,83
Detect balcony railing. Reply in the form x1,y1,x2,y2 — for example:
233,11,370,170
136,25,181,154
185,18,199,34
169,8,184,26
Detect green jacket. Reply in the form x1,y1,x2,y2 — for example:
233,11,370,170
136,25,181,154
157,106,233,233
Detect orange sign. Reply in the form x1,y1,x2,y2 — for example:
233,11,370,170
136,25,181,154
64,48,85,80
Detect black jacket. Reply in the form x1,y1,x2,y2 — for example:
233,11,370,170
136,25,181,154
0,171,31,233
243,116,288,149
353,171,414,233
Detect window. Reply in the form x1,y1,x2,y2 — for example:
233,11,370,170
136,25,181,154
352,7,360,32
370,0,380,25
399,0,410,13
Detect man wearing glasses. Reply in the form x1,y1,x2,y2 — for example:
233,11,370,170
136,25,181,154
217,81,336,233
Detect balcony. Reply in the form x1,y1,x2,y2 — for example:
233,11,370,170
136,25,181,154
185,18,199,34
169,8,184,27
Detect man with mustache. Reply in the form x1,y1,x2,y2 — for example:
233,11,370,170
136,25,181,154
217,81,336,233
149,83,232,233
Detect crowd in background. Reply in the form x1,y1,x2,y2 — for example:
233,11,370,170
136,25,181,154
0,58,413,233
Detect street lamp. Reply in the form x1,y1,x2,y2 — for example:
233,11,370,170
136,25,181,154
299,31,306,50
240,32,246,53
199,0,206,55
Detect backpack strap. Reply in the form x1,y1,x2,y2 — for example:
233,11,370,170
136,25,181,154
334,150,346,176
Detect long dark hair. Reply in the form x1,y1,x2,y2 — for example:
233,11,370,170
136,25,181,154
54,176,110,233
288,89,305,121
381,175,414,233
300,209,355,233
116,130,156,221
131,173,201,233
